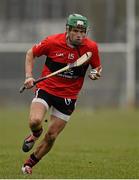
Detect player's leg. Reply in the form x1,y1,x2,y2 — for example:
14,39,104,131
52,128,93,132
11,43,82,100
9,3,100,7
22,95,76,174
22,89,51,152
22,101,47,152
22,114,67,174
31,97,76,159
34,114,67,159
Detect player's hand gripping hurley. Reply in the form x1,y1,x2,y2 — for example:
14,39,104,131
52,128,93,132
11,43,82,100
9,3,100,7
19,52,92,93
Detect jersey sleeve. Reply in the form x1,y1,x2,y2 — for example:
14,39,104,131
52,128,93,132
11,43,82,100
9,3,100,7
89,43,101,68
32,37,50,57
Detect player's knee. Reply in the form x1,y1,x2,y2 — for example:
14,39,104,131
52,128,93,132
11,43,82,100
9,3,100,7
29,116,42,129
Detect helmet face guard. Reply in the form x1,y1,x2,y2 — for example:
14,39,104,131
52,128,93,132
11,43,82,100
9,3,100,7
66,14,89,31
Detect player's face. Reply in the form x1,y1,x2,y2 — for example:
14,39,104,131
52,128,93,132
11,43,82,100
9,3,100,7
67,27,86,46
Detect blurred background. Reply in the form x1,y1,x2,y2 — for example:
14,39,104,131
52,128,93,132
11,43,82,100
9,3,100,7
0,0,138,109
0,1,139,178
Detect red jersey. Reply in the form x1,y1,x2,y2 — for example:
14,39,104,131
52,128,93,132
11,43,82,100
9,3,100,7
32,33,101,99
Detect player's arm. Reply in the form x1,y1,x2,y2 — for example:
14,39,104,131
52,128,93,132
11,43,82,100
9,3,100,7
23,38,49,89
24,48,35,89
88,43,102,80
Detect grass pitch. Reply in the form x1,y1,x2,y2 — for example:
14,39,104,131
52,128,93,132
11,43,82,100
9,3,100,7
0,107,139,179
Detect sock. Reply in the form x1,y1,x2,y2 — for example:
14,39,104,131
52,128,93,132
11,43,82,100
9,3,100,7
32,127,43,138
24,153,40,168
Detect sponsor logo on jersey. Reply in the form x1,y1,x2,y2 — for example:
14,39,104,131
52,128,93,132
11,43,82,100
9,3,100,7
56,52,64,57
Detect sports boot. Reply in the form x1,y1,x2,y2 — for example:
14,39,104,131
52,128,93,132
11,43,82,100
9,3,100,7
22,128,43,152
21,165,32,174
22,134,38,152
